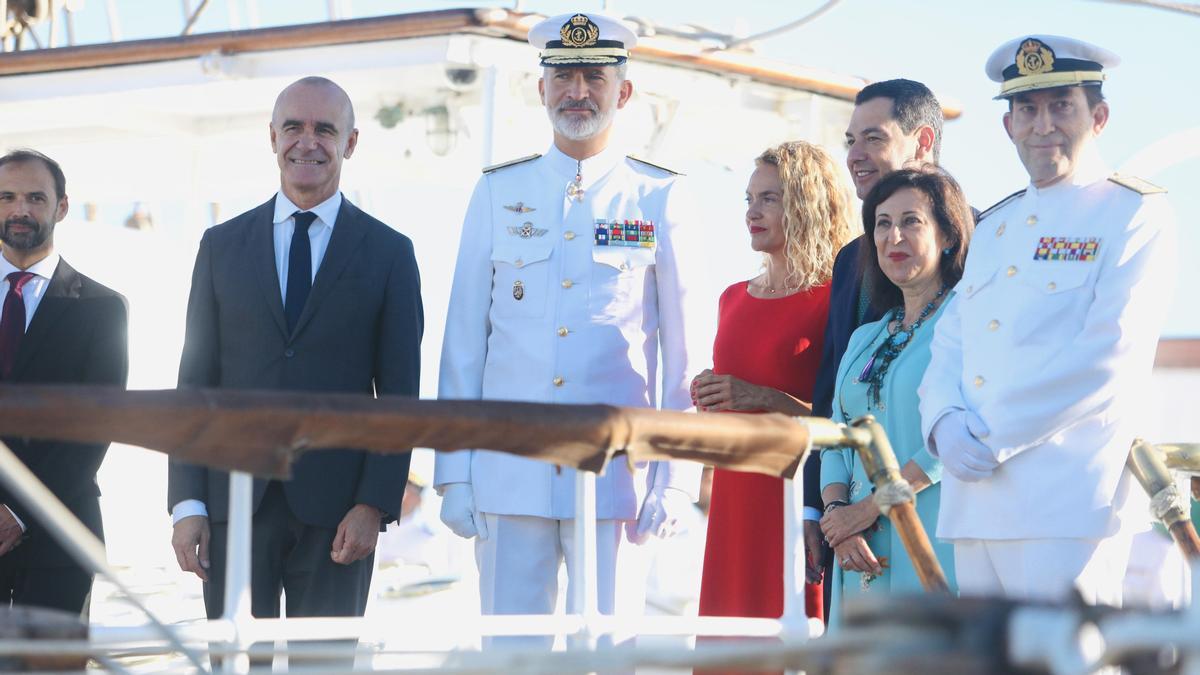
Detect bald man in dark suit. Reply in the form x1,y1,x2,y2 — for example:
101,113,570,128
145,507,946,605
168,77,423,626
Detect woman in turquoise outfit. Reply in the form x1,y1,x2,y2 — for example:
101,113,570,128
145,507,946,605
818,168,975,624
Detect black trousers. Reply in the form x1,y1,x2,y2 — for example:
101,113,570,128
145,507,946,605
203,482,373,668
203,481,373,620
0,558,92,616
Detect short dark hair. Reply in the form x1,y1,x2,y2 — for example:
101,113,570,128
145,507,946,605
855,79,944,163
0,149,66,200
858,167,974,312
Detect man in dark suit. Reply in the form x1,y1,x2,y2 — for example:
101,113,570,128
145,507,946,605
0,149,129,615
167,77,423,629
806,79,943,599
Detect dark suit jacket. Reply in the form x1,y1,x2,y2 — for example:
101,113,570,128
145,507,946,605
806,236,882,509
0,258,128,568
167,195,423,528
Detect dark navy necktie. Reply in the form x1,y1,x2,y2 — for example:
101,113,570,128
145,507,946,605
284,211,318,334
0,271,35,380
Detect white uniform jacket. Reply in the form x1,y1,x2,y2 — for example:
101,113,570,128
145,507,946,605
434,143,699,520
919,156,1176,540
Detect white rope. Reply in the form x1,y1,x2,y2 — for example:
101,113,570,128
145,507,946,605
872,480,914,516
1149,483,1185,523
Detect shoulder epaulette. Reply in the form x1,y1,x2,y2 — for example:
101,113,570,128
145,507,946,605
1108,173,1167,195
483,154,541,174
976,189,1026,222
626,155,683,176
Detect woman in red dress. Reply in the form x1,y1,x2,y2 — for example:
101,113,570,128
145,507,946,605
693,141,853,624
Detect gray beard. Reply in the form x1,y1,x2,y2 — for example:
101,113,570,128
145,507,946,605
548,106,614,141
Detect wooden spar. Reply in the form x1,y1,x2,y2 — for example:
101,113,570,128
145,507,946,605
0,606,87,672
850,416,951,593
0,384,827,479
1128,439,1200,560
0,9,965,118
0,8,484,76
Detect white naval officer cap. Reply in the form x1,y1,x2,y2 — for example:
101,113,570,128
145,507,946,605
985,34,1119,99
528,12,638,67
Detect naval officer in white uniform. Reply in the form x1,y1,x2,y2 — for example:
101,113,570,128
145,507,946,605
434,11,699,639
918,35,1176,605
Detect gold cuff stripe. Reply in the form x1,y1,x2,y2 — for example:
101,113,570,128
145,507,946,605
540,47,629,59
998,71,1106,97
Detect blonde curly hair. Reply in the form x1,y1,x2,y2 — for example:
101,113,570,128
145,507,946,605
756,141,853,290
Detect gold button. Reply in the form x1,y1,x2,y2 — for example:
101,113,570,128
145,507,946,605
561,279,573,289
557,326,568,337
515,258,524,268
1026,215,1038,226
996,223,1006,237
974,375,985,388
1006,265,1018,277
1046,281,1057,291
553,376,564,387
564,231,576,241
988,319,1000,331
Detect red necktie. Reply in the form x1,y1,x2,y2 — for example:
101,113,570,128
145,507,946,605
0,271,35,380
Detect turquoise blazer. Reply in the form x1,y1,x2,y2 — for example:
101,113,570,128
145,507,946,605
820,301,956,626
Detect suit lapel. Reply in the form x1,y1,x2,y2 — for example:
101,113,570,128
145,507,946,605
290,197,365,338
250,197,289,339
12,258,82,379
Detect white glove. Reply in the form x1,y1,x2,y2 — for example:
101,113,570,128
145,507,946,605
438,482,488,540
931,410,998,483
627,486,692,544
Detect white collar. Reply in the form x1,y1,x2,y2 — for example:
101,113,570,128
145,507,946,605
272,191,343,228
543,142,626,184
0,250,60,283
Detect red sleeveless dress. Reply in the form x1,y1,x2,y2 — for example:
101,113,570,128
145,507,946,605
698,281,830,622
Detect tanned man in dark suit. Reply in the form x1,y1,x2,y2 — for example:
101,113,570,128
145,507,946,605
0,149,129,615
167,77,423,637
808,79,943,611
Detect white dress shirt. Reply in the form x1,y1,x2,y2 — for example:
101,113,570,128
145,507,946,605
0,251,59,331
170,191,343,524
272,190,342,302
0,251,61,532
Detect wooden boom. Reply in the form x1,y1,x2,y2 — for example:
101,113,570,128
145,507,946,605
851,416,951,593
0,384,828,479
1128,438,1200,560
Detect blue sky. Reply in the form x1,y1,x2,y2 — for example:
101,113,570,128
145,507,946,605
50,0,1200,336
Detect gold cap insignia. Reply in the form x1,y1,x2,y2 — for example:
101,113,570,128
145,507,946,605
560,14,600,48
1016,38,1055,76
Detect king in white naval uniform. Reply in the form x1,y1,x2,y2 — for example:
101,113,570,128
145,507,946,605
919,35,1176,604
434,11,699,639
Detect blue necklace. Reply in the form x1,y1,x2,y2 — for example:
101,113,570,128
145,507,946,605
858,285,947,409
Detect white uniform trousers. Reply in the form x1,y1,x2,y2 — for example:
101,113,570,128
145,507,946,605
1123,528,1191,609
954,534,1133,606
475,513,623,649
